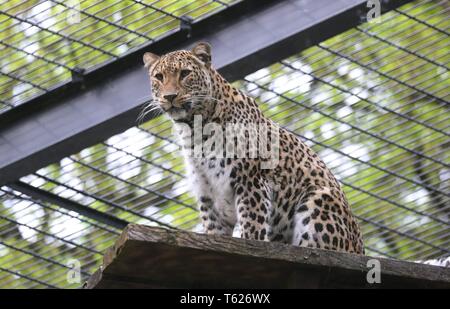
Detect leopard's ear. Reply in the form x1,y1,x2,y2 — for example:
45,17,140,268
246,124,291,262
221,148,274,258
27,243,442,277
143,52,159,69
191,42,211,67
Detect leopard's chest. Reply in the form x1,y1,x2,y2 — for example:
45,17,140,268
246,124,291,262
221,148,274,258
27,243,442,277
185,156,236,218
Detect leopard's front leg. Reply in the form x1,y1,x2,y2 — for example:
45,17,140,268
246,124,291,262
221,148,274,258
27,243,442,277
185,156,234,236
198,195,234,236
234,177,272,241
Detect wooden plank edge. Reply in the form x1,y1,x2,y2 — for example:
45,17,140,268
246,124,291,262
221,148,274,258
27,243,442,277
85,224,450,288
123,224,450,284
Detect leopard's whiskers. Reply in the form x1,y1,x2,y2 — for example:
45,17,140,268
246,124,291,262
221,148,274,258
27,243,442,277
137,98,163,125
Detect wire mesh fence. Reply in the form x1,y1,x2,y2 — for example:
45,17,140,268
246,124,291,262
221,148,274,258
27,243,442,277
0,0,449,288
0,188,120,288
0,0,240,113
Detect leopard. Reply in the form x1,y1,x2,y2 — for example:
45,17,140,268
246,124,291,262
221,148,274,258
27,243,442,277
142,42,364,254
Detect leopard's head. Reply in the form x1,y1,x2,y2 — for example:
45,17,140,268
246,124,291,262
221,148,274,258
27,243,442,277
143,42,214,122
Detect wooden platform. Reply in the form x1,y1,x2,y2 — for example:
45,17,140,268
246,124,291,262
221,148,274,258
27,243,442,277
85,224,450,289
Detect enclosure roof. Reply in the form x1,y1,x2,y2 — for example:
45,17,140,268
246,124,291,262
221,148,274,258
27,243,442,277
0,0,449,289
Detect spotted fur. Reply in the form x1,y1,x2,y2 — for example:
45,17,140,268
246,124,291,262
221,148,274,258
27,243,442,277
143,42,364,254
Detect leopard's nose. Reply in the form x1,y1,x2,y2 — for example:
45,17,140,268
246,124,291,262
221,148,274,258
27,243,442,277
163,93,178,103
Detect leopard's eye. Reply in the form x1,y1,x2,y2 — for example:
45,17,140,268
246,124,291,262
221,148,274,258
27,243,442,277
180,69,191,79
154,73,163,82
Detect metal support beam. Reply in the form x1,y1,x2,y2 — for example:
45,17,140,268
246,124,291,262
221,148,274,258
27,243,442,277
8,181,129,229
0,0,413,186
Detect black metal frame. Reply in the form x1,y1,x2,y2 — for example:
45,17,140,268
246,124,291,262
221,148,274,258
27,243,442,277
7,181,129,229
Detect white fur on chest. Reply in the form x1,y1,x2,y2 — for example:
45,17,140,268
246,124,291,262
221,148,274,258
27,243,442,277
185,155,236,222
174,122,236,224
